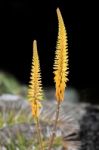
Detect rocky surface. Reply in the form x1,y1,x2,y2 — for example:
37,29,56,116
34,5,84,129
79,106,99,150
0,94,99,150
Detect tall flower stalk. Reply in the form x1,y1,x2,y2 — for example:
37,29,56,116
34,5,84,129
48,8,69,150
28,40,44,150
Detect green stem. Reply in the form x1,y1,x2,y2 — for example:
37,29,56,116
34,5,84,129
48,101,61,150
36,117,44,150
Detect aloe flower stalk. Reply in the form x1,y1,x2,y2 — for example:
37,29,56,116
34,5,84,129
28,40,44,150
48,8,69,150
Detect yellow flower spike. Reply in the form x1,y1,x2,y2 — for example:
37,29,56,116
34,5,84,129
48,8,69,150
28,40,43,119
53,8,69,102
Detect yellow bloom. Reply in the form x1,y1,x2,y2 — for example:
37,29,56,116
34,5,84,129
53,8,69,102
28,40,43,118
30,101,42,118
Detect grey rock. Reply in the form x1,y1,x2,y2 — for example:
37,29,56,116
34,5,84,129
0,94,99,150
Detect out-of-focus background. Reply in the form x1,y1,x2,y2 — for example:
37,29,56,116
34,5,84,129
0,0,99,103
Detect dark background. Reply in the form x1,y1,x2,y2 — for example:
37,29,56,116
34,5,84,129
0,0,99,101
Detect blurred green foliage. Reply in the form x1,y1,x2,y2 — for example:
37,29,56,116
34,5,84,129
0,72,27,96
